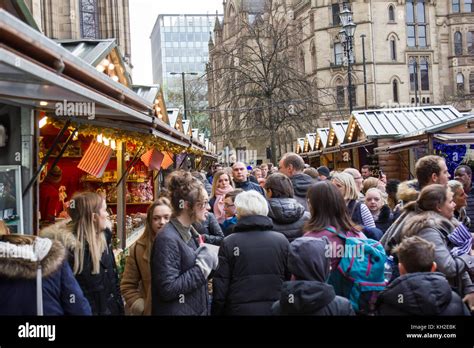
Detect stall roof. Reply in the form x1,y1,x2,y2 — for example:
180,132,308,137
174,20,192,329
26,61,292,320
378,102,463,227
345,105,465,142
316,128,330,150
304,133,317,152
433,133,474,145
296,137,305,154
327,121,348,147
374,139,428,155
58,39,116,66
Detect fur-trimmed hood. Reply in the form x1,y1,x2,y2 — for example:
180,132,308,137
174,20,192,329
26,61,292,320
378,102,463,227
0,236,65,280
40,219,77,252
402,211,455,238
397,179,420,204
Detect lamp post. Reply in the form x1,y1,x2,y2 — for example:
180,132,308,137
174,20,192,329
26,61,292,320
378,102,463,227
338,6,357,113
169,72,198,120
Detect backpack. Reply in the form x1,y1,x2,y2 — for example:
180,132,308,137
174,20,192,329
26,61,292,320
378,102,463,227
325,227,387,315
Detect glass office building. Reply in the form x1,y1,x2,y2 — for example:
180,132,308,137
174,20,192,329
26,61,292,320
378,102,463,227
151,14,223,102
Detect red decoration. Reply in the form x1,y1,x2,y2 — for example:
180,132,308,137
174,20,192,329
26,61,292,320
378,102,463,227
140,148,164,171
77,141,113,178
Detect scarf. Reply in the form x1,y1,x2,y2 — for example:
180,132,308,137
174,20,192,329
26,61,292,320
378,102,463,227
213,186,234,224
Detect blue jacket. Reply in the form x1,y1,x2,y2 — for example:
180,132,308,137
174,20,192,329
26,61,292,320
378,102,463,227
0,236,91,315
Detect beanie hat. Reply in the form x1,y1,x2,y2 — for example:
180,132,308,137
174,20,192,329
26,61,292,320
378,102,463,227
317,166,330,178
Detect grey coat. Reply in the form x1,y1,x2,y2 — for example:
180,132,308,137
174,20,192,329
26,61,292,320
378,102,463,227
267,198,310,242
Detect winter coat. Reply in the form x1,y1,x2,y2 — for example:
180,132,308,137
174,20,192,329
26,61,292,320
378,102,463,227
40,221,124,315
151,219,209,315
120,232,153,315
290,173,315,211
0,236,91,315
193,212,224,246
235,179,266,196
212,215,290,315
222,216,237,236
267,198,310,242
272,237,354,316
376,272,470,315
401,211,474,296
465,187,474,233
374,205,395,235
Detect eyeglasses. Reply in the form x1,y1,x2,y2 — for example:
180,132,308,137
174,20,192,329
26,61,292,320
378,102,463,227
196,200,210,209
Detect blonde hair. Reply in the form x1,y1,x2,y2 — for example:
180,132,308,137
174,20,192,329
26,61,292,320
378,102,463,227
365,188,387,205
211,170,234,197
68,192,107,275
332,172,359,201
362,177,380,195
0,220,10,236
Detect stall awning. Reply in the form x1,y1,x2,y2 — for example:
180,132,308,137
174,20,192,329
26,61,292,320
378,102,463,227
374,139,428,155
340,139,373,150
301,150,322,158
323,146,341,154
433,133,474,145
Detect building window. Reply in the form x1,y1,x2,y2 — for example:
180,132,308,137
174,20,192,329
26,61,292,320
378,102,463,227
466,0,474,11
453,0,460,12
299,50,305,72
80,0,99,39
470,72,474,93
457,73,465,93
310,42,317,73
332,4,341,26
389,5,395,21
406,0,427,48
310,13,315,33
349,85,357,107
409,56,430,92
334,43,343,65
468,32,474,54
393,80,399,102
454,31,463,55
390,38,397,60
336,83,345,108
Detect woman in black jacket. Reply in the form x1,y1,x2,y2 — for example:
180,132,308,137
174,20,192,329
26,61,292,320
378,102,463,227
265,173,309,242
41,192,124,315
151,170,218,315
212,190,290,315
272,237,354,316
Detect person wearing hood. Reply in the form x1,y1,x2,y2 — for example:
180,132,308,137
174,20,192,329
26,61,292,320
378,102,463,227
212,190,290,315
272,237,355,315
265,173,310,242
0,234,91,315
279,153,316,211
41,192,124,315
377,236,470,315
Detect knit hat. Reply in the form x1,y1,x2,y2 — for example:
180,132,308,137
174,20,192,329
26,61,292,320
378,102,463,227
317,166,330,178
47,165,62,183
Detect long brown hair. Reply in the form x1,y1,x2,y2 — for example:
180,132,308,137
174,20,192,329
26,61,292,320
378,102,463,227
211,170,234,197
403,184,449,214
305,181,355,233
144,197,171,241
68,192,107,275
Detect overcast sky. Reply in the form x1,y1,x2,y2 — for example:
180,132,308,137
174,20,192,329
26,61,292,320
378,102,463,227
130,0,224,85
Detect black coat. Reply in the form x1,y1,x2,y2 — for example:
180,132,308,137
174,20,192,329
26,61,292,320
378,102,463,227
290,173,315,211
212,215,290,315
376,272,470,316
267,198,309,242
151,220,209,315
74,232,124,316
193,212,224,246
374,205,394,235
234,180,265,196
272,281,354,316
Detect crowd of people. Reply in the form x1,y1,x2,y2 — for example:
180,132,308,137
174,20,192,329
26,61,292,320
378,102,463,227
1,152,474,316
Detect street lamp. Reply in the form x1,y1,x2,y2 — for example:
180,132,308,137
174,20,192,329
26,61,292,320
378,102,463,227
169,72,198,120
339,6,357,113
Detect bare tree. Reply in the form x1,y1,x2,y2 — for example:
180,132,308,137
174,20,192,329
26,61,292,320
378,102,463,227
208,0,331,164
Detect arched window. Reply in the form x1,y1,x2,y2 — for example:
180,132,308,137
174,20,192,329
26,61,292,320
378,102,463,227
334,42,343,65
454,31,463,55
310,42,317,73
388,5,395,21
393,80,399,103
390,38,397,60
470,72,474,93
336,79,345,108
420,57,429,91
457,73,465,93
468,32,474,54
453,0,460,12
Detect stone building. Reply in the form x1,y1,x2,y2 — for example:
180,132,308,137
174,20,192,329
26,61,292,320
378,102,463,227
208,0,474,164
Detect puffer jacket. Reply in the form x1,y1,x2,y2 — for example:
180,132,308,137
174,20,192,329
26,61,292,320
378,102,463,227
151,219,209,315
401,211,474,296
212,215,290,315
0,235,91,315
193,212,224,246
290,173,315,211
40,221,124,315
267,198,310,242
272,237,354,316
376,272,470,315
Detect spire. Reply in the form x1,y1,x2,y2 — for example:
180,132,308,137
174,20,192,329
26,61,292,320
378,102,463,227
214,10,222,31
208,31,214,49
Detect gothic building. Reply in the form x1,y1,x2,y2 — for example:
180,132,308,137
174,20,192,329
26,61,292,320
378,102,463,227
208,0,474,164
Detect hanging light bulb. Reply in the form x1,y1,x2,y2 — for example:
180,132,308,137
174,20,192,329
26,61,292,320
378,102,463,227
101,58,110,67
108,63,115,71
112,76,119,82
103,137,110,146
111,139,116,150
72,131,78,141
38,116,48,129
97,134,103,143
96,65,105,73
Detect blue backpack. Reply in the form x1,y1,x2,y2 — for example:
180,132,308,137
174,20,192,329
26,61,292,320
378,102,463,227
325,227,387,314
